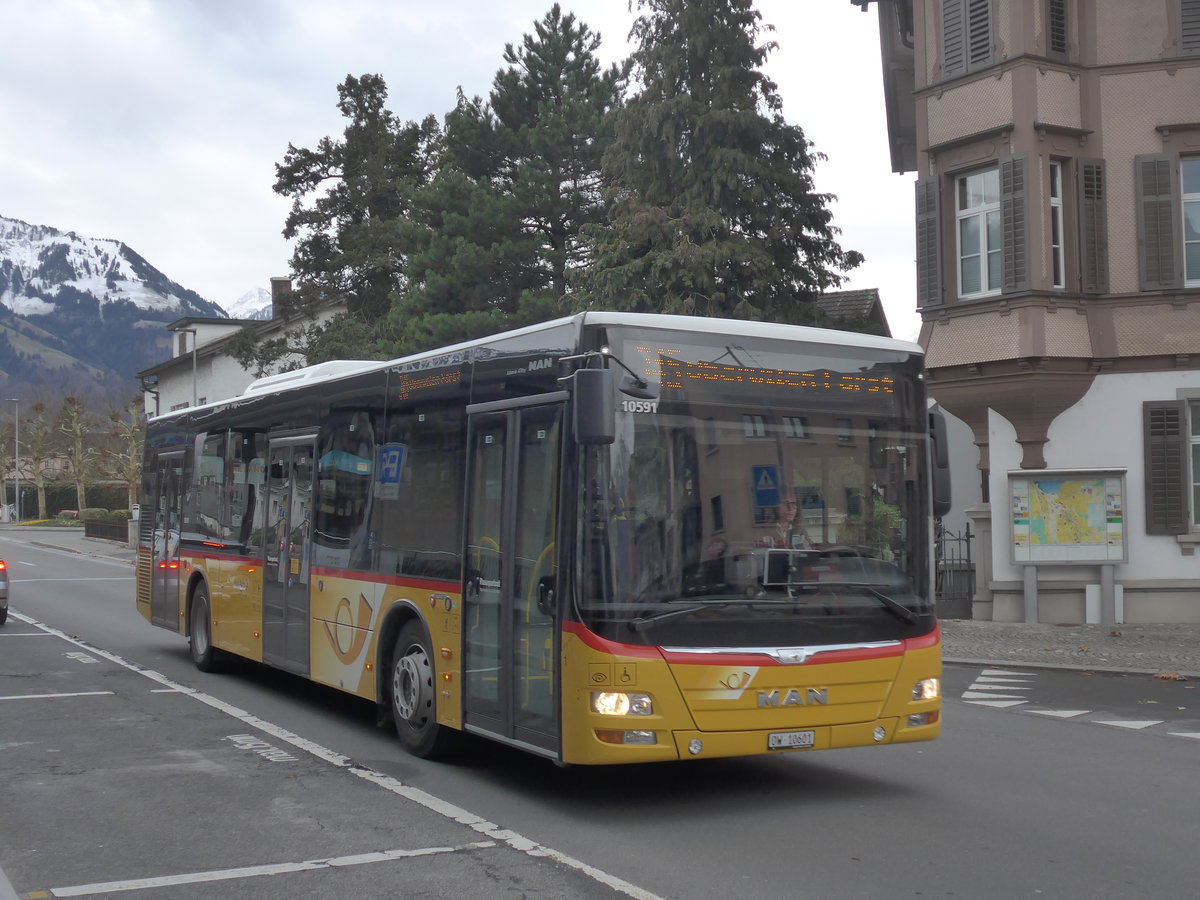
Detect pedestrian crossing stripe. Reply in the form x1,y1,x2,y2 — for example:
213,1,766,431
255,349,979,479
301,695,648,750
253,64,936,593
963,690,1026,700
1168,732,1200,740
1026,709,1090,718
1091,720,1163,730
964,699,1027,708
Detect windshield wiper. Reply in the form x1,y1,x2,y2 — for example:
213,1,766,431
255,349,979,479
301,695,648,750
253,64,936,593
627,597,764,633
814,582,920,623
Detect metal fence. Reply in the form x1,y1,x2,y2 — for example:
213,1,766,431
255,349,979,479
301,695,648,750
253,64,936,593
83,518,129,543
935,521,974,619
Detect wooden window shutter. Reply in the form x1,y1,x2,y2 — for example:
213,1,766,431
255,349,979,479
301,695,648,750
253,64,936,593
916,178,942,307
1047,0,1068,56
1136,153,1181,290
1000,154,1029,293
966,0,993,68
1078,159,1109,294
1143,400,1189,535
942,0,966,78
1182,0,1200,55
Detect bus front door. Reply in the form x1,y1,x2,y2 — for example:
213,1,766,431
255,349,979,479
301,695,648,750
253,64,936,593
261,436,316,676
149,452,185,630
463,401,563,755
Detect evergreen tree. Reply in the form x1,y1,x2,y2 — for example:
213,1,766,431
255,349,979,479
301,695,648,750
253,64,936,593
578,0,862,323
391,5,625,355
241,74,440,371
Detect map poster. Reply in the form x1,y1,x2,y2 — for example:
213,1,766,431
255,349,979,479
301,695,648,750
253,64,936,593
1010,471,1126,564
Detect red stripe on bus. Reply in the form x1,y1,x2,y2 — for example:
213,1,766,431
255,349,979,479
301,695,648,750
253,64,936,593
564,620,940,666
561,621,665,659
310,566,460,593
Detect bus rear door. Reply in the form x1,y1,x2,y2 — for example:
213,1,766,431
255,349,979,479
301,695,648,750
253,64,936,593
149,451,185,630
463,397,564,755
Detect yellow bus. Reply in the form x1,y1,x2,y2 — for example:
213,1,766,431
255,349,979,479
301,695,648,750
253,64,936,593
136,312,946,764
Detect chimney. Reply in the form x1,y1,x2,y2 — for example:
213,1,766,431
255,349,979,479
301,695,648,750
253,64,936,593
270,276,293,319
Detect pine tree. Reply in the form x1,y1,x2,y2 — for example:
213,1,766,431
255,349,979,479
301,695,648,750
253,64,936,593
578,0,862,323
249,74,439,369
391,5,626,354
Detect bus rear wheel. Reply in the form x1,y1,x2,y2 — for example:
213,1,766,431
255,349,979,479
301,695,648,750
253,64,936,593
391,622,455,758
188,584,221,673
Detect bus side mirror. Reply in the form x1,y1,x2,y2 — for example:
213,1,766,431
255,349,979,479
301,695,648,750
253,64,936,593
929,408,952,517
574,367,615,445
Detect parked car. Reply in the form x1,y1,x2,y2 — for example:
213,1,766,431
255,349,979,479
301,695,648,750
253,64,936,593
0,558,8,625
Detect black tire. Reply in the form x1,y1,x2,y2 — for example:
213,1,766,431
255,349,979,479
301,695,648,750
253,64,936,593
391,621,456,758
0,606,7,626
188,583,221,672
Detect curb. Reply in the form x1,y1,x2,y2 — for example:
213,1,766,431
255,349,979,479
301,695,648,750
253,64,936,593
944,656,1200,679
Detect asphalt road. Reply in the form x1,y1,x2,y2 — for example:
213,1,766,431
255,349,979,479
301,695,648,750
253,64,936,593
3,538,1199,899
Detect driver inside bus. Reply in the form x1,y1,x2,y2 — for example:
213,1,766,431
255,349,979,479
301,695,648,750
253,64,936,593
773,498,814,550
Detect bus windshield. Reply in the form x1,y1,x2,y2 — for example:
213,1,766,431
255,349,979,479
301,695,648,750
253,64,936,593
576,325,934,648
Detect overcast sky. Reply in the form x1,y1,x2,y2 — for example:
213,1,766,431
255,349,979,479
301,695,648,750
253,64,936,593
0,0,918,339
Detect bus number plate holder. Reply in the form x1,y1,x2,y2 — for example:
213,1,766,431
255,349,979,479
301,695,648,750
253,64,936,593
768,730,815,750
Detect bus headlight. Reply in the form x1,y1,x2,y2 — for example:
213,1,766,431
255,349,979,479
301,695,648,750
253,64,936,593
591,691,653,716
912,678,940,701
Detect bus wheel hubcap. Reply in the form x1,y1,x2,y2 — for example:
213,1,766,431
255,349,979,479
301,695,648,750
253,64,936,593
394,647,430,723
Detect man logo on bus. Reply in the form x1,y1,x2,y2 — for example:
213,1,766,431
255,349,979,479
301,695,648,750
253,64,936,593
757,688,829,707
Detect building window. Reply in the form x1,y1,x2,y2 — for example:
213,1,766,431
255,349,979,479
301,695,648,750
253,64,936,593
942,0,992,79
1185,158,1200,285
1192,401,1200,527
1049,162,1066,289
710,495,724,532
1183,0,1200,55
836,418,854,444
956,168,1001,298
782,416,808,439
742,415,766,438
1143,399,1198,534
1047,0,1068,56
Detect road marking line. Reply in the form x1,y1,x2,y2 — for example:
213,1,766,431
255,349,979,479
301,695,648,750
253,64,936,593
1091,720,1163,730
18,616,668,900
982,668,1034,676
9,578,134,583
1168,732,1200,740
974,676,1032,685
0,692,114,702
964,699,1027,708
962,690,1027,700
41,841,497,898
1025,709,1090,718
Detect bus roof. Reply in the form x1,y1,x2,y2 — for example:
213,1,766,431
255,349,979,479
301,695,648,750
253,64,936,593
152,312,923,422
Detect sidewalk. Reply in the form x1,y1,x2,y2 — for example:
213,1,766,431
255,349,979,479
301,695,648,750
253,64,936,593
6,526,1197,678
940,618,1200,677
2,524,137,564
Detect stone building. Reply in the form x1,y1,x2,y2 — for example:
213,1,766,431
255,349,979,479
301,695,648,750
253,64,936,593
867,0,1200,622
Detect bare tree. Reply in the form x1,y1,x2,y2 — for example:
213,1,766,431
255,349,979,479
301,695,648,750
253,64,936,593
58,397,100,510
24,402,61,520
105,397,145,511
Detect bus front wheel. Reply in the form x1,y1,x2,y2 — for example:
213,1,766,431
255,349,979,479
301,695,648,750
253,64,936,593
391,622,454,758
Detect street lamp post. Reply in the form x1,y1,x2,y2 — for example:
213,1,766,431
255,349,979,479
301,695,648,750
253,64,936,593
7,398,18,524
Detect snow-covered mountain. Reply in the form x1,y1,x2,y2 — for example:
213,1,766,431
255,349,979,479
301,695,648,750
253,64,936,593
0,214,229,403
0,215,223,319
222,286,273,320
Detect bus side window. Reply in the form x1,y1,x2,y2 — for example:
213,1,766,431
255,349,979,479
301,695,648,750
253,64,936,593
196,432,226,543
